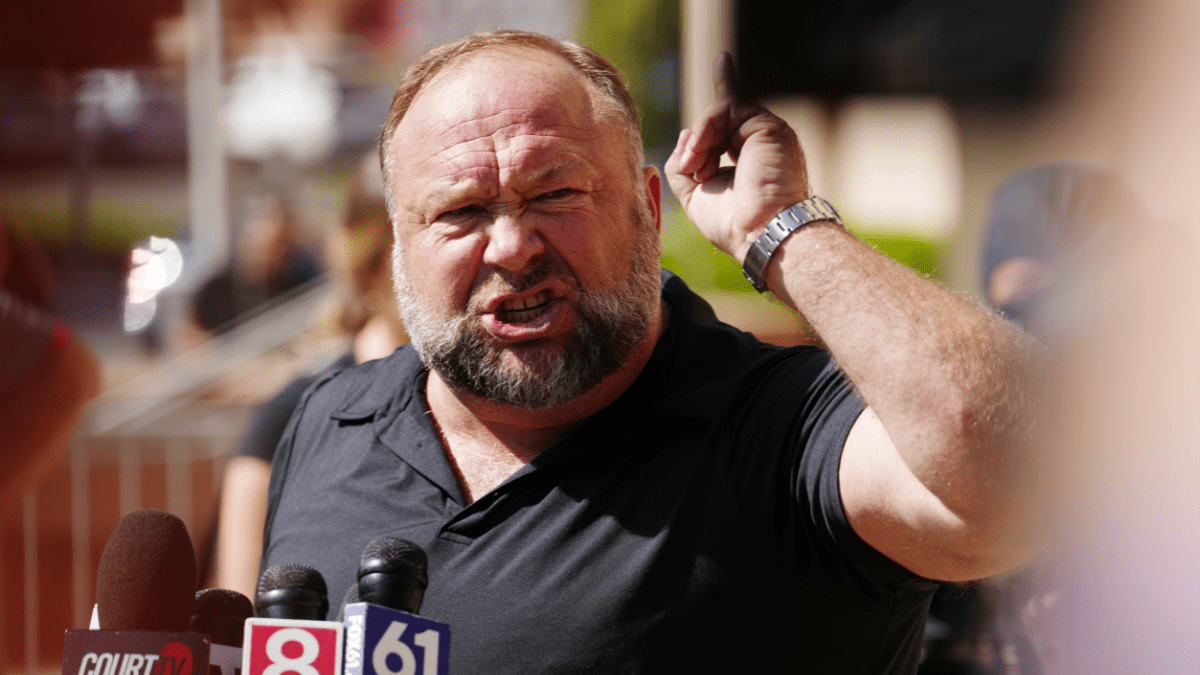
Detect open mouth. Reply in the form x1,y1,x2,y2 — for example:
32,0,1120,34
496,290,551,324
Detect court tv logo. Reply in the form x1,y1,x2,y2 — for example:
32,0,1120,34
62,630,211,675
74,641,196,675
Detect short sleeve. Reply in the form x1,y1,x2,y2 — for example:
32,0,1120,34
236,375,319,462
714,347,938,600
237,354,355,463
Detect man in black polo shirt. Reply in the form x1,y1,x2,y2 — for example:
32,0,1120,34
262,31,1031,673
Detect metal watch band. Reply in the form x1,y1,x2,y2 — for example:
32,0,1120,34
741,196,843,292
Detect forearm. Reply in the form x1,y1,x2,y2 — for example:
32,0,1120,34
763,219,1034,524
218,456,272,598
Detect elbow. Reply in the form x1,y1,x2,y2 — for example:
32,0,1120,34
932,513,1035,581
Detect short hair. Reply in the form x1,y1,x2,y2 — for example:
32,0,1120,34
378,30,645,208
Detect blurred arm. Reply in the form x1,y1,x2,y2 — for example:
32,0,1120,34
217,456,272,598
0,318,101,501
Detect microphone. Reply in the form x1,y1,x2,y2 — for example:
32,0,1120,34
342,538,450,675
97,509,197,631
255,563,330,620
64,510,210,675
243,565,343,675
192,588,253,675
192,588,253,646
357,536,428,614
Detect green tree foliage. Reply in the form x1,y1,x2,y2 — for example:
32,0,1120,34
578,0,680,154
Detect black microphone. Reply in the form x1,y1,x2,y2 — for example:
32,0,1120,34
192,589,252,675
357,536,428,614
96,509,197,631
255,563,330,620
246,566,344,675
191,588,253,646
341,539,448,675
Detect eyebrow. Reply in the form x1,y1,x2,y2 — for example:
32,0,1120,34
531,162,585,184
415,160,590,217
417,179,484,216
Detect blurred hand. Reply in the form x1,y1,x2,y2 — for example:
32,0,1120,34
0,215,100,502
0,214,56,308
665,52,812,263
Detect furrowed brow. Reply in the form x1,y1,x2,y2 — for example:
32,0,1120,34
416,178,489,218
525,161,589,188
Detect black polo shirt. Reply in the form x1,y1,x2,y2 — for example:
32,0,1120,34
262,272,938,674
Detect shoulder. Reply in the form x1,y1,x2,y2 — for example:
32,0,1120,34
295,345,424,421
654,271,842,416
269,346,423,468
263,346,425,545
238,352,360,461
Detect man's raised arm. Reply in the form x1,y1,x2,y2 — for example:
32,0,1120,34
664,54,1035,582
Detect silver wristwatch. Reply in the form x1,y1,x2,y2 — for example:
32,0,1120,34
741,197,843,292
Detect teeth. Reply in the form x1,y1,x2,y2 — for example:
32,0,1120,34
500,291,548,312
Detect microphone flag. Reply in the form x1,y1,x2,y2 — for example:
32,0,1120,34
63,629,211,675
341,603,449,675
242,618,343,675
208,644,242,675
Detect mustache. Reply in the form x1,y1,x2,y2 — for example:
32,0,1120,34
466,260,577,312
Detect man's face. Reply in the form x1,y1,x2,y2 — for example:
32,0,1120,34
385,48,662,409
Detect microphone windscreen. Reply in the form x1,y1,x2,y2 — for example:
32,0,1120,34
357,537,428,614
256,564,329,619
359,537,428,582
96,509,197,631
195,588,254,618
192,588,254,647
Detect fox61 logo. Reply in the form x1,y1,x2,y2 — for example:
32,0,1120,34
243,619,343,675
342,604,450,675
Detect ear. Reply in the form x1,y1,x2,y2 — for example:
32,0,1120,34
643,165,663,233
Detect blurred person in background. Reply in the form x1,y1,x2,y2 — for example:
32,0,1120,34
979,165,1140,337
0,212,101,504
216,153,408,598
191,192,321,335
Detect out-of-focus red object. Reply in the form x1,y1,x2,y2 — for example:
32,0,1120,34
0,0,183,71
0,217,101,501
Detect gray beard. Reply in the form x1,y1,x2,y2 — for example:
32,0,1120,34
392,226,661,410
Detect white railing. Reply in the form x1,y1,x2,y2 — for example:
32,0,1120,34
14,410,247,675
8,279,344,675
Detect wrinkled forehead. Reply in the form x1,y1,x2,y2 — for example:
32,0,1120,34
389,48,619,164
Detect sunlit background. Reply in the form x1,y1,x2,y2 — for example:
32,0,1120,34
4,0,1200,672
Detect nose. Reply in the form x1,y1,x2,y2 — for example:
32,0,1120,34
482,213,544,273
